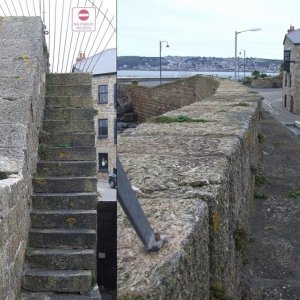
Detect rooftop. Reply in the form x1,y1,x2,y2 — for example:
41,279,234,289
73,48,116,75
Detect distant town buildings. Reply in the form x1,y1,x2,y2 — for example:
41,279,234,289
283,25,300,114
74,48,117,179
118,56,281,74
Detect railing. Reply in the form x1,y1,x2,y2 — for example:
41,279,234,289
0,0,116,73
117,158,166,252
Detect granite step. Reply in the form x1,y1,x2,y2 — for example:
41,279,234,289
36,161,96,177
33,177,97,193
39,132,95,147
38,146,96,161
44,108,96,121
25,248,95,270
46,73,91,86
45,96,93,109
28,228,96,249
42,120,94,134
22,269,92,292
46,85,92,97
30,210,97,229
31,193,98,211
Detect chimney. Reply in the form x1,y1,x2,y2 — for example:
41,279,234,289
288,25,295,33
76,51,86,63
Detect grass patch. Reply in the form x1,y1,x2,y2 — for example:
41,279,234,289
58,143,71,148
217,109,227,113
255,174,267,186
38,143,49,157
210,282,233,300
287,189,300,198
255,191,268,199
230,102,250,107
151,114,212,123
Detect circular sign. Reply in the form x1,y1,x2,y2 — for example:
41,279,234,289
78,9,89,21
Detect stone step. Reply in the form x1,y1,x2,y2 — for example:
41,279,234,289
25,248,95,270
45,96,93,108
38,146,96,161
44,108,96,121
39,132,95,147
43,120,94,134
46,73,91,86
36,161,96,177
46,85,91,97
28,228,96,249
30,210,97,229
32,193,98,211
22,269,92,293
33,177,97,193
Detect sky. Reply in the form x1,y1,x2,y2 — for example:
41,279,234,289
117,0,300,59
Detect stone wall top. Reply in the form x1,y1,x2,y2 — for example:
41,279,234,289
117,77,262,299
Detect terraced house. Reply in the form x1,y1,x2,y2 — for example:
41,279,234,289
73,48,117,179
283,25,300,114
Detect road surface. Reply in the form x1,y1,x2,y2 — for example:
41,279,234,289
255,88,300,136
97,180,116,201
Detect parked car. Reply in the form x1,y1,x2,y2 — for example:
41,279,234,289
108,168,117,189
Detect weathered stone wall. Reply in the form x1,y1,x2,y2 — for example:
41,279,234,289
251,75,282,88
117,77,261,299
119,75,219,122
0,17,48,299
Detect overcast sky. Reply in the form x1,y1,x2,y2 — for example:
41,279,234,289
0,0,116,72
117,0,300,59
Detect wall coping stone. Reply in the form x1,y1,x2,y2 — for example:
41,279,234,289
117,77,261,299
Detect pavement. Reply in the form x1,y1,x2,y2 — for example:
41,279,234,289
97,180,116,202
255,88,300,136
241,106,300,298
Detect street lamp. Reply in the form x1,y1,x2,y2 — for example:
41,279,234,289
159,40,169,84
234,28,261,80
239,49,246,79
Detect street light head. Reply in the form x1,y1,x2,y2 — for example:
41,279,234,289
250,27,261,31
166,44,170,48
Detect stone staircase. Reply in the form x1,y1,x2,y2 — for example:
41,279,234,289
22,73,98,294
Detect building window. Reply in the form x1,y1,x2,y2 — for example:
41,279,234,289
284,74,287,86
99,153,108,172
98,119,108,139
284,95,287,107
114,118,117,145
114,84,117,109
283,50,291,72
98,85,108,104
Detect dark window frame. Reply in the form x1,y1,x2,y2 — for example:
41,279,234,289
283,50,291,72
98,85,108,104
98,119,108,139
99,153,109,172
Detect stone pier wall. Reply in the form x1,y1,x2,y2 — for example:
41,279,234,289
0,17,48,299
117,77,262,299
119,75,219,122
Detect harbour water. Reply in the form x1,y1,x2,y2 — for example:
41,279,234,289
117,70,278,80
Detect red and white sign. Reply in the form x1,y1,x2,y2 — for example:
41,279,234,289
72,7,96,32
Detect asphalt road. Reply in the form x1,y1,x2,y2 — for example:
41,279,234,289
254,88,300,136
97,180,116,201
256,88,292,123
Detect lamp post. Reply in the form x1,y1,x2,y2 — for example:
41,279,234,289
234,28,261,80
239,50,246,80
159,40,169,84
